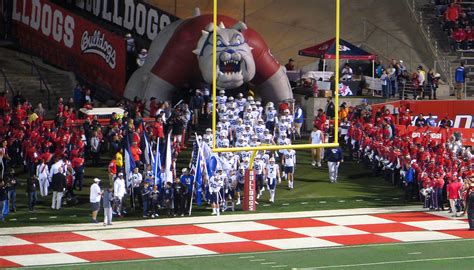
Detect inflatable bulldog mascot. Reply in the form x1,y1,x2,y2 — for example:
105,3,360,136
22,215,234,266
125,13,292,103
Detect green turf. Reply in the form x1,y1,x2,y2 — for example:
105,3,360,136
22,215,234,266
26,239,474,270
0,144,414,228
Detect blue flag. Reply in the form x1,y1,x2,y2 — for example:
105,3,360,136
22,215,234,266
194,148,203,206
124,136,136,188
153,138,162,188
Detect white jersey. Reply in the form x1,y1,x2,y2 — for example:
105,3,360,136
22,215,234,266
240,151,252,160
251,110,260,120
217,138,230,148
254,160,265,175
129,172,143,188
209,174,224,193
235,124,246,137
255,124,266,139
236,98,247,112
265,109,277,122
284,150,296,167
277,122,289,135
266,163,279,179
278,138,291,153
311,130,324,144
243,130,253,141
217,95,227,106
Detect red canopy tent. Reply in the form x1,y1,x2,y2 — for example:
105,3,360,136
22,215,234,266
298,38,377,76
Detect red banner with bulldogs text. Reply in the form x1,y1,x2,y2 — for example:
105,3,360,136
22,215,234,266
11,0,126,96
395,125,474,147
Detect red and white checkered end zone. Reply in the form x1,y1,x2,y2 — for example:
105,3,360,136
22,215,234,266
0,212,472,268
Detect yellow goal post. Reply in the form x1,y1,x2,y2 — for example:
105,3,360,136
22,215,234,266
211,0,341,167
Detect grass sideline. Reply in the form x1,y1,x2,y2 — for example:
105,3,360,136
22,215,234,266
1,141,413,228
24,239,474,270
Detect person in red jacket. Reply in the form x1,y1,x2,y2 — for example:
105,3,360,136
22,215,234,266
447,178,463,217
108,157,117,187
130,141,142,168
72,154,84,191
452,27,467,50
313,109,327,132
444,3,459,32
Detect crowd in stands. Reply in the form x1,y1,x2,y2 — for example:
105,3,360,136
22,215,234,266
372,60,441,100
435,0,474,50
342,100,473,216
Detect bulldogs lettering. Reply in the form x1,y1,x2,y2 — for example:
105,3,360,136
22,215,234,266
12,0,75,48
73,0,175,41
81,30,117,69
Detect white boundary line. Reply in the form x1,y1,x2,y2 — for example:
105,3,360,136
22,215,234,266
293,255,474,269
20,238,474,269
1,206,422,235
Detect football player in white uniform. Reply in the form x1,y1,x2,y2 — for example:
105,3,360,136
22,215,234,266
217,90,227,106
264,102,278,133
255,119,266,141
236,93,247,112
209,169,224,216
265,157,281,203
254,155,266,199
283,149,296,189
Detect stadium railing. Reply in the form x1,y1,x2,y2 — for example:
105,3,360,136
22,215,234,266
30,57,52,110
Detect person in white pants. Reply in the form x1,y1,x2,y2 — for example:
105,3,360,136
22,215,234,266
114,173,126,216
36,160,49,197
325,147,343,183
265,158,281,203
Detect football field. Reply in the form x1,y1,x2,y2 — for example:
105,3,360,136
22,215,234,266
2,209,473,270
35,239,474,270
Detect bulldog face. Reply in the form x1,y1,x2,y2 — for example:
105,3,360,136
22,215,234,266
193,22,256,89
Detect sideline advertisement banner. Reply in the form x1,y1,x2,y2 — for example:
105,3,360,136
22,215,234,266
243,169,256,212
11,0,126,96
68,0,179,43
395,125,474,147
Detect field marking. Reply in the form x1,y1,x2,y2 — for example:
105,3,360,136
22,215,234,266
337,200,345,203
374,198,382,201
301,202,309,205
239,256,255,259
262,262,277,265
292,255,474,269
272,265,288,268
319,201,327,204
26,238,474,269
282,203,290,206
29,217,37,220
49,216,57,219
10,219,17,221
250,259,266,262
355,199,363,202
408,252,422,255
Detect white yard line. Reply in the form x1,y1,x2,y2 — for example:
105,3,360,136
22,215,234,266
22,239,474,269
292,255,474,269
1,206,422,235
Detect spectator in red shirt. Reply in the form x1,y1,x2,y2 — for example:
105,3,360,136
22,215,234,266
444,3,459,32
447,178,462,217
108,157,117,187
452,27,467,50
313,109,327,132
